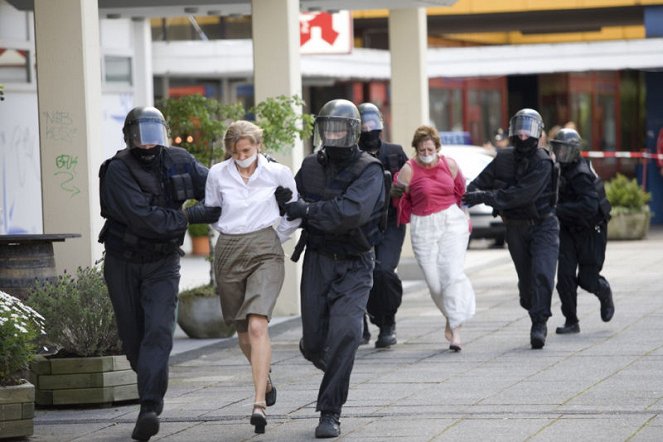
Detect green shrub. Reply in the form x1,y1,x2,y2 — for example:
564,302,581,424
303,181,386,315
26,266,122,357
0,291,45,386
605,173,651,214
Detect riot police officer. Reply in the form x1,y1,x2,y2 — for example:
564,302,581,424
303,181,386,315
463,108,560,350
550,128,614,334
357,102,408,348
99,106,220,441
285,99,385,438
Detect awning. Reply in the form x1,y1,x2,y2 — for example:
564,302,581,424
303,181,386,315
152,38,663,81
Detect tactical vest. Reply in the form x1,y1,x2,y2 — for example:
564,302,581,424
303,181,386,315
98,146,197,255
492,147,558,220
562,158,612,226
299,151,385,256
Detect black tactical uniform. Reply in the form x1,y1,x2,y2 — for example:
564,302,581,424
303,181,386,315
551,129,614,335
358,103,408,348
464,108,559,350
99,106,219,441
286,99,385,439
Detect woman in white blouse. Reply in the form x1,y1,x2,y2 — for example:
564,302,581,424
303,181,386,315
204,120,300,434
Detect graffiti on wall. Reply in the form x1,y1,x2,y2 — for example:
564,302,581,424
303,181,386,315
54,153,80,198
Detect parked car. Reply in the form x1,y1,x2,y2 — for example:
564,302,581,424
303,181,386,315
443,145,506,246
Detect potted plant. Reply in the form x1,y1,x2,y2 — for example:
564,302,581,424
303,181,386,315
25,265,139,407
605,173,652,240
0,290,45,439
177,284,236,339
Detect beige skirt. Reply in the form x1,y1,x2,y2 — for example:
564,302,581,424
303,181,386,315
214,226,284,332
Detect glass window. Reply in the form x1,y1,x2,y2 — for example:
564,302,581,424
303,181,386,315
104,55,132,86
0,48,30,83
429,88,462,132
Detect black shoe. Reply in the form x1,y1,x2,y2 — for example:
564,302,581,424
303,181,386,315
530,322,547,350
375,324,397,348
600,288,615,322
315,411,341,438
266,371,277,407
131,403,160,441
555,322,580,335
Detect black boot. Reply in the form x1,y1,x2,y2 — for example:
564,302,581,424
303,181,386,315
131,402,160,441
530,322,547,349
555,322,580,335
315,411,341,438
375,324,397,348
600,287,615,322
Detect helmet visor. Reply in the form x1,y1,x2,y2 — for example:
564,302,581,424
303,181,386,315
509,115,543,140
315,117,358,148
129,119,168,146
360,112,383,132
551,142,580,163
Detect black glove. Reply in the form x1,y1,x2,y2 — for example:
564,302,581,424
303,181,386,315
285,199,309,221
274,186,293,216
184,203,221,224
390,183,406,198
462,191,495,207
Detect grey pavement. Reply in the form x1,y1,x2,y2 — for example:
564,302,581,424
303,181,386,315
31,227,663,441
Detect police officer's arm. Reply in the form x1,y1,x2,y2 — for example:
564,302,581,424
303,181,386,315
101,160,188,240
491,159,552,211
306,163,384,234
467,160,496,192
274,166,302,242
556,171,599,224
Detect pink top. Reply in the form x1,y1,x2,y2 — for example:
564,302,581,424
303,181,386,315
394,156,466,224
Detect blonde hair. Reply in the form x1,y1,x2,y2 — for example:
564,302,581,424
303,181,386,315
224,120,263,156
411,125,441,152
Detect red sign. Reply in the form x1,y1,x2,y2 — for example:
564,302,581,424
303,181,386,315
300,11,352,55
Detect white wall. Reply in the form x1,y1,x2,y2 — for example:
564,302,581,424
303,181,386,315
0,1,137,235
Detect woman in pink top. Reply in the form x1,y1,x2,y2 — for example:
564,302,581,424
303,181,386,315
394,125,476,351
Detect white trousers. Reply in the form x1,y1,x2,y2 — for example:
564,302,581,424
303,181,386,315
410,205,476,329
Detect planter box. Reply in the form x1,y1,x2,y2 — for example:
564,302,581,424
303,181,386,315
0,381,34,439
29,355,138,407
607,210,651,240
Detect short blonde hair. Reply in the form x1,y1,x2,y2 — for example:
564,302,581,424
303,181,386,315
224,120,263,156
411,125,441,152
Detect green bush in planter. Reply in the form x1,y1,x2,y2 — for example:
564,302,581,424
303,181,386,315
0,291,45,386
26,266,122,357
605,173,651,215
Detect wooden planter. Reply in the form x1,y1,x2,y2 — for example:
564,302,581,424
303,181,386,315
29,355,138,407
607,210,651,240
0,381,34,439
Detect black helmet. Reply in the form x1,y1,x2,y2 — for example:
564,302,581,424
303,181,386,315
550,128,583,163
358,102,384,132
314,99,361,148
508,108,544,140
123,106,169,148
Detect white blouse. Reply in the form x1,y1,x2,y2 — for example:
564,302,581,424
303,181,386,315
204,154,301,243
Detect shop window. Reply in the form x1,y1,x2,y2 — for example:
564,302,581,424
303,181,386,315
104,55,132,86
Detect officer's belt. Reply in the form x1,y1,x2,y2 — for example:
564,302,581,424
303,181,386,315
502,211,555,226
104,225,181,255
309,247,365,261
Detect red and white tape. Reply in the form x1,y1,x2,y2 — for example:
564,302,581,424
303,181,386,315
581,151,663,160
